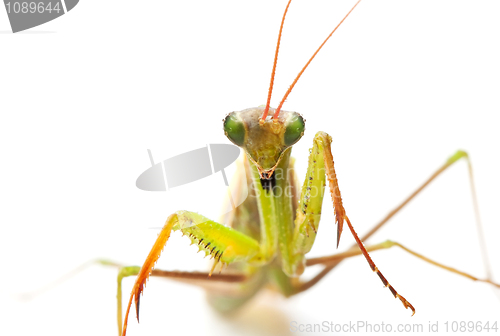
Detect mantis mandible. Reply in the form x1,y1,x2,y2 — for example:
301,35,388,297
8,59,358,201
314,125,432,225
115,1,500,335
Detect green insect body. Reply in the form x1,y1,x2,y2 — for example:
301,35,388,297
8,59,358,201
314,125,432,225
116,2,500,336
149,106,334,283
118,104,356,336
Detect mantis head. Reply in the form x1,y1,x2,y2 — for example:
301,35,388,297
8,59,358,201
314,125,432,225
223,0,358,180
223,106,305,179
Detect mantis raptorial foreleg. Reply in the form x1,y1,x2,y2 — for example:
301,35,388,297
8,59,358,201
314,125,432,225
285,131,415,314
120,211,270,336
289,131,342,270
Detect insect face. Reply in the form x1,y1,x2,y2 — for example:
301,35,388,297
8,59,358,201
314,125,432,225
223,106,305,178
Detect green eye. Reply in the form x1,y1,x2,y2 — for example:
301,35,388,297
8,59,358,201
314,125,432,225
223,113,245,146
284,114,305,146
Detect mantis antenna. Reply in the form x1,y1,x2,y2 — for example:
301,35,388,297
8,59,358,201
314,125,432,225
261,0,293,122
260,0,363,123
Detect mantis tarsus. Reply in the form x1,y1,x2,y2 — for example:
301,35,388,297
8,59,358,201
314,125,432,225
114,1,499,336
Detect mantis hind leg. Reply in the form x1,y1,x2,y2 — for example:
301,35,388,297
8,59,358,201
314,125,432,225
300,240,500,293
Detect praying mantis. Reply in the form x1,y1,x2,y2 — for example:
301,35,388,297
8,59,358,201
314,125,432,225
2,1,500,336
114,1,500,335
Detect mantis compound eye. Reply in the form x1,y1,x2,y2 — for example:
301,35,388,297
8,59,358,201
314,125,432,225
223,113,246,147
283,113,305,147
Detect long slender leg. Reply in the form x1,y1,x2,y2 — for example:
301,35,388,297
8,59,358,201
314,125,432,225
16,259,120,301
117,266,139,336
305,240,500,287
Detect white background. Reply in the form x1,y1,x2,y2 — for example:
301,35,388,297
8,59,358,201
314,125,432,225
1,1,499,335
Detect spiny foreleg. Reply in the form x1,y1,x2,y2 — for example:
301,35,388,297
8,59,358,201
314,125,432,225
289,131,415,315
121,211,265,336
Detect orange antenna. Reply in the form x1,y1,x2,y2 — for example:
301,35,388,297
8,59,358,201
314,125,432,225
261,0,293,123
274,0,362,120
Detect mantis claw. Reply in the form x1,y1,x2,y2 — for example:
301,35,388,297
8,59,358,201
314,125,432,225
397,294,416,316
336,224,341,248
135,293,140,322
